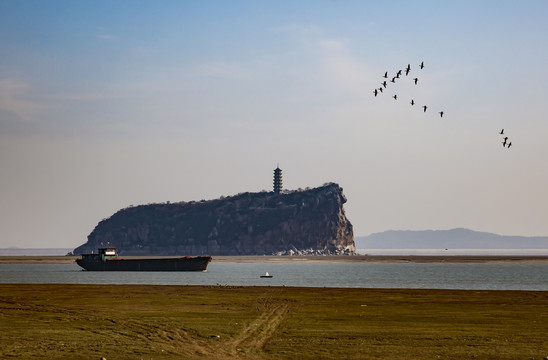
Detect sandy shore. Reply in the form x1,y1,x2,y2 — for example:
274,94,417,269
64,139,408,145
213,255,548,263
1,254,548,264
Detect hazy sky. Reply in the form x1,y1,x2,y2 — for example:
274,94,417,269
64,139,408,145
1,1,548,248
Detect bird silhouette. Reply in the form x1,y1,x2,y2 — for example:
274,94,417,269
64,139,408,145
503,136,508,142
373,89,378,97
393,95,398,100
382,81,387,88
410,99,415,106
439,111,444,117
391,77,396,83
502,138,507,147
378,87,383,93
397,70,402,77
383,72,388,78
422,105,427,112
419,61,424,69
405,64,411,75
413,78,419,85
499,129,504,134
508,142,512,148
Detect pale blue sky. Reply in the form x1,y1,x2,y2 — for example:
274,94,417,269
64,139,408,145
1,1,548,248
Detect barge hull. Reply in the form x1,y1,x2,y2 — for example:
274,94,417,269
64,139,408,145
76,257,211,271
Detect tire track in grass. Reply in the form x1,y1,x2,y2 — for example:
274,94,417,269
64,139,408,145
226,304,289,358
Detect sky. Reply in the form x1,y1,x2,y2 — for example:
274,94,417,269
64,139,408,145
1,1,548,249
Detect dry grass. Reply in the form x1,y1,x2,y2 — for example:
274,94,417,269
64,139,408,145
0,284,547,359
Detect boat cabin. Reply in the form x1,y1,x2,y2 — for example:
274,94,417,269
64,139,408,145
99,248,117,256
98,248,118,260
80,248,119,262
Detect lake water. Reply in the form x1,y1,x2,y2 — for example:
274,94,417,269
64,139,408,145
1,262,547,291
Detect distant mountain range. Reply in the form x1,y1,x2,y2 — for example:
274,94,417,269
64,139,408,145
355,228,548,249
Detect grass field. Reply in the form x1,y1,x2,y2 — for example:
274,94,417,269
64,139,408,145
1,284,547,359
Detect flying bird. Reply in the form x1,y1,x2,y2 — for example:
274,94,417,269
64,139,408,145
422,105,427,112
391,77,396,83
503,136,508,142
502,138,507,147
419,61,424,69
397,70,402,77
382,81,387,88
410,99,415,106
373,89,378,97
393,94,398,100
499,129,504,134
508,142,512,148
405,64,411,75
378,87,383,93
383,72,388,78
439,111,444,117
413,78,419,85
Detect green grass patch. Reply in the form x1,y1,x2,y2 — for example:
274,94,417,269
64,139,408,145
0,285,546,359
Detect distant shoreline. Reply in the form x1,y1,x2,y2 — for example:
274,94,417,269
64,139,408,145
213,255,548,263
2,255,548,264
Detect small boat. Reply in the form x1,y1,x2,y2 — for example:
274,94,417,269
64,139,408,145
76,248,211,272
260,272,273,278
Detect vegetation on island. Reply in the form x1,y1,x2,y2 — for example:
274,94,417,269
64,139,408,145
74,183,354,256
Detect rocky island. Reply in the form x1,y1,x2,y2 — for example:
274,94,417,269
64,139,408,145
73,183,355,256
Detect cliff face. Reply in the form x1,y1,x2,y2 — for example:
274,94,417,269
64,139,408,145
73,183,355,256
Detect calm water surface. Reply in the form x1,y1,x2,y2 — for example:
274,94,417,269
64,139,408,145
1,262,547,290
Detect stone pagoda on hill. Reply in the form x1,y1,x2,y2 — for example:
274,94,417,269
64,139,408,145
273,166,282,194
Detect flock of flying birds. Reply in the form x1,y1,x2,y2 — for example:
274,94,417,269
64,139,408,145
373,61,513,149
499,129,512,149
372,61,445,118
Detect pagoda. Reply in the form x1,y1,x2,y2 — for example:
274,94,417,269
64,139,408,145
273,166,282,194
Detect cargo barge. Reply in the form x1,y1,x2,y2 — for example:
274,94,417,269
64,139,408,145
76,248,211,271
